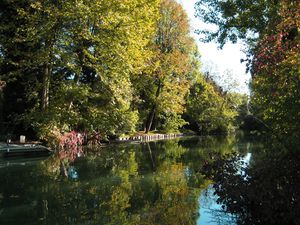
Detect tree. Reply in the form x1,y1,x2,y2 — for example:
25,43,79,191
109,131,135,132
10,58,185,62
132,0,199,133
195,0,280,48
0,80,6,133
185,74,239,134
249,0,300,139
0,0,160,139
195,0,300,140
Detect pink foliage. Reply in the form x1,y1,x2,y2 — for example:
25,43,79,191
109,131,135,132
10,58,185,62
253,33,289,74
58,131,84,161
252,1,300,75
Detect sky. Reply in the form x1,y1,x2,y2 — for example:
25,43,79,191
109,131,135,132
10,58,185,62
178,0,251,94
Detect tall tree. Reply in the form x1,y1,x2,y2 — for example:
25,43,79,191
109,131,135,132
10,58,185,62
0,0,160,139
250,0,300,138
133,0,199,133
0,81,6,132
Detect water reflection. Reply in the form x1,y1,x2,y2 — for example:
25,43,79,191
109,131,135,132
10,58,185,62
198,186,237,225
203,143,300,225
1,136,298,225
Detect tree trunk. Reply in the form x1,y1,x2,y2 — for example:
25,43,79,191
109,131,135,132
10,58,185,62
0,90,4,132
75,43,84,85
67,44,84,111
41,38,54,111
41,63,51,111
145,80,162,133
145,106,156,133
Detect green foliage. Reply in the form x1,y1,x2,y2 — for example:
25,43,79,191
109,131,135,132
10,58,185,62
132,0,200,133
195,0,280,47
0,0,246,141
0,0,160,139
186,75,241,134
250,1,300,139
195,0,300,140
160,113,188,133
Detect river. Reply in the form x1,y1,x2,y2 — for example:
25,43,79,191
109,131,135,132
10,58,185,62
0,134,299,225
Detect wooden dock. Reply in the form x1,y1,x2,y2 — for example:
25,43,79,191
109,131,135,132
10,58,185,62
0,143,52,158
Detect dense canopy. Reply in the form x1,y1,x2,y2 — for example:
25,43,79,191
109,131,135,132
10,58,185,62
0,0,247,142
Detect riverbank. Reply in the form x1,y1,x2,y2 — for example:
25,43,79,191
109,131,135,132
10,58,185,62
0,142,52,158
116,133,188,142
0,131,197,151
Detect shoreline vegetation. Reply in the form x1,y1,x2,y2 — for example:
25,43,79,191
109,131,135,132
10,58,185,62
0,0,249,147
1,131,193,148
0,0,299,149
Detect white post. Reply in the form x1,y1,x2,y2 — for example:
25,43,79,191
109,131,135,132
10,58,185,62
20,135,26,143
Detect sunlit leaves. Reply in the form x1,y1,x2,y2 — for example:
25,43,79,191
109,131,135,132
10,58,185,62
195,0,280,47
195,0,300,138
251,0,300,138
133,0,199,132
0,0,160,138
186,75,240,134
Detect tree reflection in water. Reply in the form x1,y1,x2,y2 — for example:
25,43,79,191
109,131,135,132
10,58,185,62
0,140,218,225
0,136,248,225
203,145,300,225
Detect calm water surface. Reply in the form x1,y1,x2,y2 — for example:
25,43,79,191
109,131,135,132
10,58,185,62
0,135,299,225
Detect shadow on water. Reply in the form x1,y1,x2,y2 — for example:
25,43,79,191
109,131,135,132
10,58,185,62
202,137,300,225
0,135,299,225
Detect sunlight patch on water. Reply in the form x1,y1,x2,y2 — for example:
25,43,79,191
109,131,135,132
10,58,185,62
197,186,237,225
